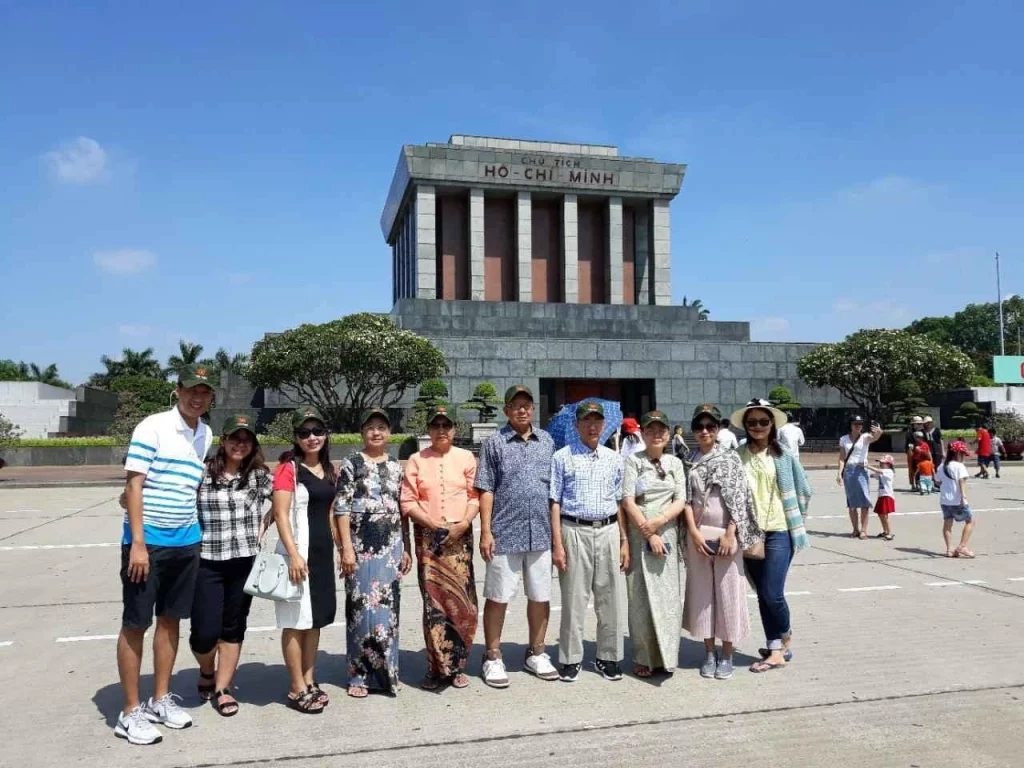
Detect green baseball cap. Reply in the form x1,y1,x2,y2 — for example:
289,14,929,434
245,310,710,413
504,384,534,404
426,404,455,425
641,410,670,429
575,401,605,420
221,414,256,436
360,407,391,428
291,406,326,428
691,403,722,423
178,363,215,390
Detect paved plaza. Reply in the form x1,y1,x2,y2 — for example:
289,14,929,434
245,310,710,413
2,468,1023,767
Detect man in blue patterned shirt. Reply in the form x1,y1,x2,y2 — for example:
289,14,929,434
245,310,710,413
550,401,628,683
476,385,559,687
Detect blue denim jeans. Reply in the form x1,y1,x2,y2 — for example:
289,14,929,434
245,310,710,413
745,531,794,650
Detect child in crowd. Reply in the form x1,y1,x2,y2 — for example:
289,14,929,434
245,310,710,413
866,455,896,541
990,427,1004,479
916,455,935,495
940,441,975,558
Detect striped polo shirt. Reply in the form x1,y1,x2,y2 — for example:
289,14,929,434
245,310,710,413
123,407,213,547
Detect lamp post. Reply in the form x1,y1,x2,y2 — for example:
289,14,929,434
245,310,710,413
997,252,1005,357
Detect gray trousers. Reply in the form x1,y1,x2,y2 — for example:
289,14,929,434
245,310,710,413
558,520,623,665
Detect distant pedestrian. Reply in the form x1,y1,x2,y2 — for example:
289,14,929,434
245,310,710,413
837,416,883,539
905,416,925,490
989,426,1005,479
272,406,339,713
671,426,689,460
922,416,944,464
865,455,896,541
682,405,761,681
550,401,627,683
619,417,645,461
778,414,805,462
622,410,687,678
401,405,480,691
940,441,975,558
475,385,559,688
974,424,993,479
734,399,812,674
716,419,739,450
916,456,936,495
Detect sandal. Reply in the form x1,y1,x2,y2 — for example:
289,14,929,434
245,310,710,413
213,688,239,717
750,659,786,673
197,671,216,701
881,533,895,541
450,672,470,689
758,648,793,662
851,529,860,538
307,682,329,708
422,673,441,691
955,548,976,559
347,685,369,699
858,531,868,540
286,689,324,714
634,664,652,678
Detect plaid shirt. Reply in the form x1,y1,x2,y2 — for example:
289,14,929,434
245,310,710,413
197,467,273,561
550,443,623,520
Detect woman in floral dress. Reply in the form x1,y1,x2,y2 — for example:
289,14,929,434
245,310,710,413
334,408,412,698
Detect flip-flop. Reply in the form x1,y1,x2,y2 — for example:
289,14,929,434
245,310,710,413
347,686,368,699
450,673,470,689
956,549,976,559
634,665,652,678
858,532,868,540
750,659,786,673
758,648,793,662
945,550,957,558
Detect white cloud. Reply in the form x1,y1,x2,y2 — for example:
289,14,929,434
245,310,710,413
45,137,109,184
119,324,152,337
752,316,790,339
93,249,158,275
838,175,935,207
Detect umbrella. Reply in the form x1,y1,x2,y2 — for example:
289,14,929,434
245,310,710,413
546,398,624,451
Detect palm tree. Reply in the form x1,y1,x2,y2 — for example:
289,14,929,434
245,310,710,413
89,347,164,386
28,363,72,389
681,295,710,321
214,348,249,375
166,340,205,377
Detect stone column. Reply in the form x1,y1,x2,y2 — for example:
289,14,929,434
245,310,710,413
563,194,579,304
607,196,624,305
635,207,651,304
652,199,672,306
516,191,532,302
415,186,437,299
469,188,485,301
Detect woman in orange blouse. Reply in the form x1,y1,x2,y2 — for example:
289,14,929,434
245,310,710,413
400,405,480,690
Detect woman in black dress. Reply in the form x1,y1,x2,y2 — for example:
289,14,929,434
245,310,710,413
272,406,338,713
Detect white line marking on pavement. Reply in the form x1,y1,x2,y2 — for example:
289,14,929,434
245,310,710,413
1008,577,1024,582
964,580,987,585
810,506,1024,521
837,585,902,592
747,591,812,599
57,634,122,643
0,641,13,647
0,543,119,551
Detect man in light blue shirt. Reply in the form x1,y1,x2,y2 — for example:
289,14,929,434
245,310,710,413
550,401,628,683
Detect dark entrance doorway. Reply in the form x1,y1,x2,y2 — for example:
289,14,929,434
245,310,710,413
537,379,656,427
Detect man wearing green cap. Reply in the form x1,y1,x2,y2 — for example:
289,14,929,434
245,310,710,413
475,385,558,687
115,363,215,744
549,401,627,683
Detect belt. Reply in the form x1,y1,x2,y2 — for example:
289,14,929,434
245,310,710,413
561,513,618,528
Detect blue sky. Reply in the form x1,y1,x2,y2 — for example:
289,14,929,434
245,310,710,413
2,1,1022,385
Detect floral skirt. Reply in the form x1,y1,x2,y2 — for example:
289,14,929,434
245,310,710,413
414,524,478,678
345,529,402,692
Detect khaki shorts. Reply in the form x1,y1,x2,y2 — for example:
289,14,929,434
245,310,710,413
483,550,553,603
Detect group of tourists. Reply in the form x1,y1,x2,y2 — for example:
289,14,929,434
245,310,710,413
112,364,814,746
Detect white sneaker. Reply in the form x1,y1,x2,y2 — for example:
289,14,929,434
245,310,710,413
524,651,560,681
144,693,192,729
482,656,510,688
114,706,163,745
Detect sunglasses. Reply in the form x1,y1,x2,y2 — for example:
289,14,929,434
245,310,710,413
693,421,718,432
651,457,667,480
745,418,772,428
295,427,327,439
429,421,455,431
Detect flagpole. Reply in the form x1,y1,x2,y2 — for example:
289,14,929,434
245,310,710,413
997,252,1005,356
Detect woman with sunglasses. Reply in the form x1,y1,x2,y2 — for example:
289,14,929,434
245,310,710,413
837,416,884,538
622,411,687,678
682,405,761,681
334,408,412,699
400,405,480,690
733,398,812,673
272,406,338,713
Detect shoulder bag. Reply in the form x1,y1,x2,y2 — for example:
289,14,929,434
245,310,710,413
243,464,304,603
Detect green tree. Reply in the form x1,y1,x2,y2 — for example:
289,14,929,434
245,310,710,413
884,379,929,427
0,411,22,460
165,340,204,378
90,347,164,387
797,329,974,422
681,296,710,320
406,378,450,436
108,375,176,412
214,348,249,376
951,401,983,428
28,363,72,389
261,412,297,443
462,381,501,423
247,313,448,431
768,385,801,414
0,360,30,381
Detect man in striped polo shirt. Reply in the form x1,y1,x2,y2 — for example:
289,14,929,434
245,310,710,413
114,364,214,746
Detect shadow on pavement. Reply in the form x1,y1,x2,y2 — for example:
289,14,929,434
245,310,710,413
893,546,944,558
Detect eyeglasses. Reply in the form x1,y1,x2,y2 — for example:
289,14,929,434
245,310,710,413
429,421,455,431
296,427,327,439
693,422,718,432
745,418,772,428
651,458,666,480
507,403,533,412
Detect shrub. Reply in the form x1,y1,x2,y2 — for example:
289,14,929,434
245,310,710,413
108,375,176,411
768,385,800,413
989,411,1024,443
950,401,983,428
0,411,23,458
462,381,501,423
5,434,408,448
261,412,296,443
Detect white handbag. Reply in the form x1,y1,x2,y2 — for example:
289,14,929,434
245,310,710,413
244,464,304,603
